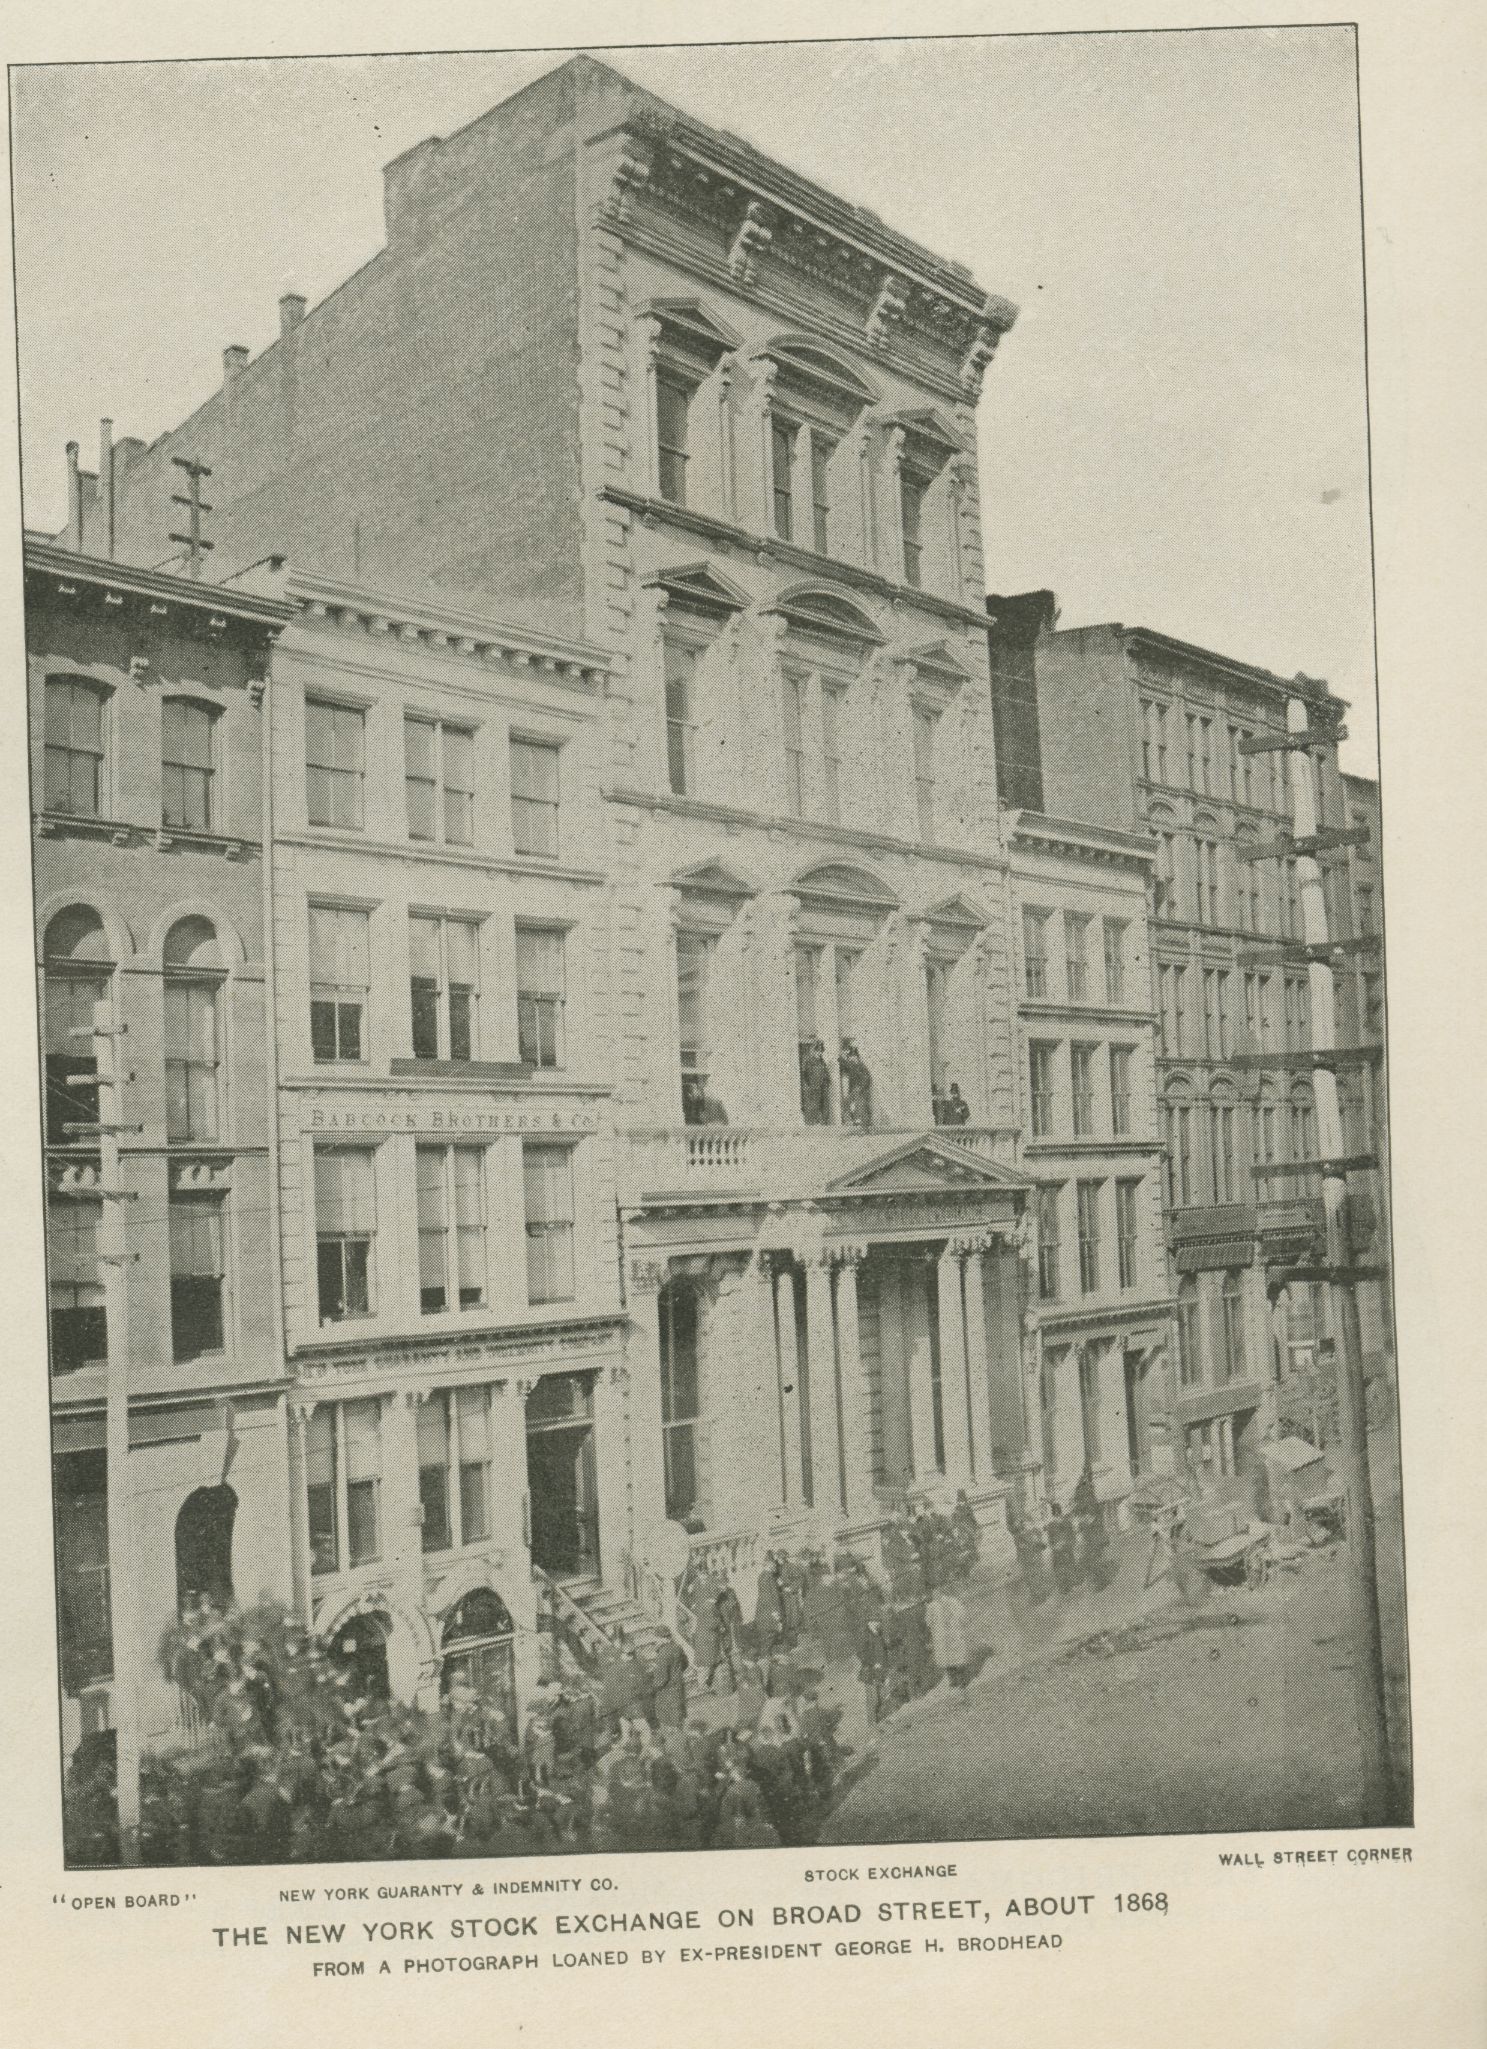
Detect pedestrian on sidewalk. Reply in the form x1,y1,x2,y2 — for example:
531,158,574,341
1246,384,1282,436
1047,1504,1081,1596
1072,1466,1114,1592
857,1616,892,1726
1011,1512,1054,1605
927,1587,972,1691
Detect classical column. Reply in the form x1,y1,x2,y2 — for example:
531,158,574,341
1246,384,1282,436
625,1258,670,1547
907,1258,941,1485
960,1241,992,1483
936,1248,973,1486
805,1253,844,1521
494,1378,541,1714
712,1255,783,1532
771,1257,806,1510
832,1247,875,1522
593,1365,632,1589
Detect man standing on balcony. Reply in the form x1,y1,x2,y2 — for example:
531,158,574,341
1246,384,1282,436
800,1038,833,1126
840,1041,874,1129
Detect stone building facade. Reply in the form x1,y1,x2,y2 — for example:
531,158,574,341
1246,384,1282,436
992,609,1389,1485
263,570,625,1720
26,535,293,1764
1007,811,1173,1513
83,57,1041,1607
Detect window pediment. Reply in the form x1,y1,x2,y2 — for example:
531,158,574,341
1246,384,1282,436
672,860,755,904
640,298,741,374
646,561,751,616
755,337,879,411
924,892,986,933
792,862,898,912
768,585,884,648
899,637,973,684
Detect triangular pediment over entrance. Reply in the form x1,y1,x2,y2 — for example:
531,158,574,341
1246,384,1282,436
825,1134,1031,1197
644,561,751,615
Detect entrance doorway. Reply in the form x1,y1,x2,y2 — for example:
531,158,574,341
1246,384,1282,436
175,1484,237,1615
440,1588,517,1741
525,1373,600,1580
329,1609,390,1702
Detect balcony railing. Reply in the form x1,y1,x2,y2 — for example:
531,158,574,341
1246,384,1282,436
622,1123,1015,1203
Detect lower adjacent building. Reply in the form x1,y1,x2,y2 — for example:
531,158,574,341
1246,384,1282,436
27,534,294,1774
1009,811,1175,1512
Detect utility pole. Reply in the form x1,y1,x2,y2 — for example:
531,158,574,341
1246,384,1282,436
1236,698,1395,1822
67,1007,142,1861
169,457,215,579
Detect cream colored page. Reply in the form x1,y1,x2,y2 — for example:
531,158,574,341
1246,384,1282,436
0,5,1481,2047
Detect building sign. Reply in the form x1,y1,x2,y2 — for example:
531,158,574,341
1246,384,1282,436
300,1091,601,1137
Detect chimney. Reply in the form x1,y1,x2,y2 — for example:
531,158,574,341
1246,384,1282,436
99,418,115,559
279,291,307,335
223,344,249,381
65,441,81,550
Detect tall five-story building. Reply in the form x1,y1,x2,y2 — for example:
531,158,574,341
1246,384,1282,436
89,58,1042,1595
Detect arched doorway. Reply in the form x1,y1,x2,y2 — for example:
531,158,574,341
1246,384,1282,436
174,1484,236,1614
329,1608,391,1703
440,1588,516,1739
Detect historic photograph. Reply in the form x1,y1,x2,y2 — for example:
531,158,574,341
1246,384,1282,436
10,32,1407,1868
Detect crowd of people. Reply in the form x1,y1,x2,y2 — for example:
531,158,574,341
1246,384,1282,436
1007,1467,1115,1603
64,1488,1084,1867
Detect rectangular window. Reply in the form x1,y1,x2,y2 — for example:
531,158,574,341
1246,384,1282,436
1140,699,1155,782
1155,832,1177,918
516,927,566,1070
524,1144,576,1305
1356,885,1376,936
304,1402,387,1578
1171,1103,1194,1206
1216,970,1232,1057
169,1192,225,1361
925,959,952,1094
1203,969,1221,1058
1186,713,1200,789
811,432,836,554
900,469,928,587
1103,919,1127,1005
1198,717,1213,794
821,684,844,825
1072,911,1098,1003
1110,1046,1133,1135
162,699,217,831
795,941,821,1049
1177,1284,1203,1388
783,673,807,818
417,1393,453,1552
1117,1179,1140,1290
416,1145,487,1314
1173,965,1189,1054
1079,1348,1103,1465
771,417,797,539
305,699,365,830
45,969,107,1143
912,707,938,842
1022,908,1050,999
345,1398,382,1566
1077,1180,1102,1294
510,737,560,858
315,1148,375,1322
1210,1103,1236,1203
164,978,221,1141
457,1385,492,1544
1071,1043,1096,1136
1037,1185,1061,1301
1221,1275,1248,1384
834,948,860,1044
663,642,698,798
676,931,714,1081
660,1281,701,1524
409,914,479,1063
309,904,369,1064
305,1407,339,1576
656,372,692,506
1152,701,1169,782
1196,840,1219,924
1029,1042,1055,1139
44,678,105,817
405,717,475,847
48,1189,107,1373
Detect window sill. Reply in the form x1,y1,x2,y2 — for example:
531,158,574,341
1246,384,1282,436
389,1057,531,1081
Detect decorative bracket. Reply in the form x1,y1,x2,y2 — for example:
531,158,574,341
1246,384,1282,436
728,200,775,285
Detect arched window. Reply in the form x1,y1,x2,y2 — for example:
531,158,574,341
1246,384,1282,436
174,1484,236,1614
43,908,113,1144
1290,1085,1318,1162
1251,1080,1279,1194
330,1608,390,1703
1221,1272,1248,1385
1163,1080,1194,1209
44,677,108,818
1208,1085,1238,1204
440,1589,515,1735
162,699,221,831
163,916,225,1142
